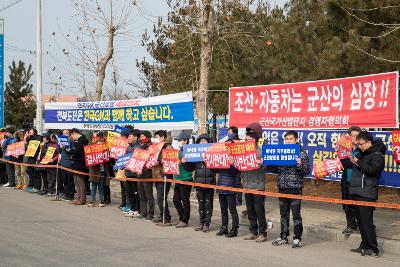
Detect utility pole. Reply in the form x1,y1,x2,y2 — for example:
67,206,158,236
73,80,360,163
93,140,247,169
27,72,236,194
36,0,43,133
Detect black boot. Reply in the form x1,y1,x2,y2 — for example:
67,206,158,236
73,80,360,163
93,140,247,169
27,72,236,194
216,226,228,236
225,227,238,238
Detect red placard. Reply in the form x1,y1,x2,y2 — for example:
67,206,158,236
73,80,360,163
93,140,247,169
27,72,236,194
204,143,230,169
161,149,180,175
313,159,343,179
109,137,129,159
337,149,351,160
84,143,110,166
5,141,26,157
226,141,259,171
337,135,353,152
125,149,150,175
392,130,400,163
229,72,398,129
146,142,165,168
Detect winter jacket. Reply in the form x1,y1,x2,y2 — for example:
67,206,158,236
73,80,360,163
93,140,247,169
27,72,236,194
39,142,59,165
59,140,73,168
174,149,193,181
215,165,240,194
267,148,310,191
26,135,42,164
349,139,386,200
184,161,216,186
2,136,16,160
68,135,89,172
241,148,266,191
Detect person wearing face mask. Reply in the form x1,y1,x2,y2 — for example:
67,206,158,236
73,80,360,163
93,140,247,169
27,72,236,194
136,130,155,221
173,132,194,228
268,131,310,248
227,126,239,141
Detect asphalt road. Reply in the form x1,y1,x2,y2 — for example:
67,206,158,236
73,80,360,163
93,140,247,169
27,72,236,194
1,188,399,267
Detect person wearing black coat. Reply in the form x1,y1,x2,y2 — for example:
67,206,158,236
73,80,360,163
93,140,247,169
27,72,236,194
26,128,42,192
65,128,89,205
184,134,216,233
349,131,385,257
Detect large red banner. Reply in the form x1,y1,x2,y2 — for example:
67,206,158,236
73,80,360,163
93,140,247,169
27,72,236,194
84,143,110,166
229,72,398,129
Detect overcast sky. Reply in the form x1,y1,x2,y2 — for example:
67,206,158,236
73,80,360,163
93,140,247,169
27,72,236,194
1,0,285,98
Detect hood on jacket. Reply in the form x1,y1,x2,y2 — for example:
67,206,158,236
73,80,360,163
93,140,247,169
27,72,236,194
370,138,386,154
196,134,210,144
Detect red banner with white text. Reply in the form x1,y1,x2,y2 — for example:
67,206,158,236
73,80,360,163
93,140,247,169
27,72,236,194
229,72,399,129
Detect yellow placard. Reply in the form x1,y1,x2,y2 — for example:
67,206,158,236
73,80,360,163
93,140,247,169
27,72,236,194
41,146,56,164
25,140,41,157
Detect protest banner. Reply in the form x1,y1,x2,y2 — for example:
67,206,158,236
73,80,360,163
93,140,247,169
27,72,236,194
109,136,129,159
25,140,41,157
145,142,165,168
183,143,212,162
44,92,195,131
226,141,259,171
40,146,56,164
107,131,120,148
162,149,180,175
337,135,352,152
126,149,150,175
313,159,343,179
115,168,127,179
230,72,399,129
84,143,109,167
0,132,5,140
262,144,300,166
114,125,128,134
392,130,400,163
114,153,133,171
337,149,352,160
5,141,25,157
57,135,70,149
204,143,230,169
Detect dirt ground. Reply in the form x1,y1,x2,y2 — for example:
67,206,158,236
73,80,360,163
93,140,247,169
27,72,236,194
265,174,400,204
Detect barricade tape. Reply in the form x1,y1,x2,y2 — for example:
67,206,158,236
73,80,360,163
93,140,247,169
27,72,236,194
1,158,400,210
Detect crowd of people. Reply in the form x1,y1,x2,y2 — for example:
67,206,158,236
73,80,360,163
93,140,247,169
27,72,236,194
0,122,386,257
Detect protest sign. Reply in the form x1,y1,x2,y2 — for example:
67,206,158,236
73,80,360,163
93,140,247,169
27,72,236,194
57,135,70,149
226,141,259,171
126,149,150,175
114,125,128,134
262,144,300,166
392,130,400,163
313,159,343,179
84,143,109,166
115,168,127,179
337,149,352,160
107,131,120,148
337,135,352,152
183,143,212,162
162,149,180,175
25,140,41,157
5,141,25,157
0,132,5,140
109,136,129,159
114,153,132,171
40,146,56,164
204,143,230,169
145,142,165,168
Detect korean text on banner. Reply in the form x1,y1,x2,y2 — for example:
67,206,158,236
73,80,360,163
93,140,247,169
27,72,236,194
162,149,180,175
25,140,41,157
114,125,128,134
109,136,128,159
262,144,300,166
337,135,352,152
114,153,133,171
146,142,164,168
44,92,195,131
41,147,56,164
107,131,120,148
313,159,343,179
57,135,70,149
125,149,150,175
84,143,109,167
226,141,259,171
204,143,230,169
392,130,400,163
6,142,25,157
229,72,399,129
183,143,212,162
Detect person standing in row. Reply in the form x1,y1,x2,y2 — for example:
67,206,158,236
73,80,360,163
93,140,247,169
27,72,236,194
2,128,16,188
59,129,75,201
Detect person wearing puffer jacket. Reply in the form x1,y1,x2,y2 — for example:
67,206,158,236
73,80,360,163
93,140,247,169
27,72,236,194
184,134,216,233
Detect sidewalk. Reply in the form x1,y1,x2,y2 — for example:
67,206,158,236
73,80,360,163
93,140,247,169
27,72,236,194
110,180,400,255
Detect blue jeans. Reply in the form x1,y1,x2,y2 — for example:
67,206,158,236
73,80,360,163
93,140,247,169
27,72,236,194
91,178,104,203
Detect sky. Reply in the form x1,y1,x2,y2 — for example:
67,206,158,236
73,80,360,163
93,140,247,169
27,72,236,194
1,0,286,98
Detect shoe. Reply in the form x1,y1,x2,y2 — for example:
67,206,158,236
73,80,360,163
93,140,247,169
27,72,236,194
244,233,258,240
88,202,96,207
272,237,289,246
203,224,210,233
361,249,379,258
350,247,364,254
172,220,182,226
152,217,162,223
137,214,147,220
22,185,28,190
30,188,40,193
156,221,172,226
292,238,301,248
122,208,132,214
195,224,204,231
25,187,33,192
131,211,141,218
74,201,85,206
225,227,238,238
145,216,154,221
62,196,74,202
175,222,188,228
104,200,111,204
45,193,55,197
2,183,9,187
38,191,47,195
99,202,105,207
16,185,23,189
118,204,126,210
255,233,267,242
124,211,135,217
342,228,354,235
216,227,228,236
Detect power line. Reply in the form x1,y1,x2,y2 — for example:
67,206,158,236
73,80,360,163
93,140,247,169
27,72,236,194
0,0,25,13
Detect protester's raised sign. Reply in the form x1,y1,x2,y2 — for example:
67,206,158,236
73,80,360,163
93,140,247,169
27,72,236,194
183,143,212,162
162,149,180,175
109,137,129,159
204,143,230,169
262,144,300,166
25,140,41,157
114,153,133,171
84,143,109,166
226,141,259,171
313,159,343,179
125,149,150,175
5,141,25,157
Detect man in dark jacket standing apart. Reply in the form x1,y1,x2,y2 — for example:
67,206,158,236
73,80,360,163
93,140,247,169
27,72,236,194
269,130,310,248
349,130,385,257
65,128,89,205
